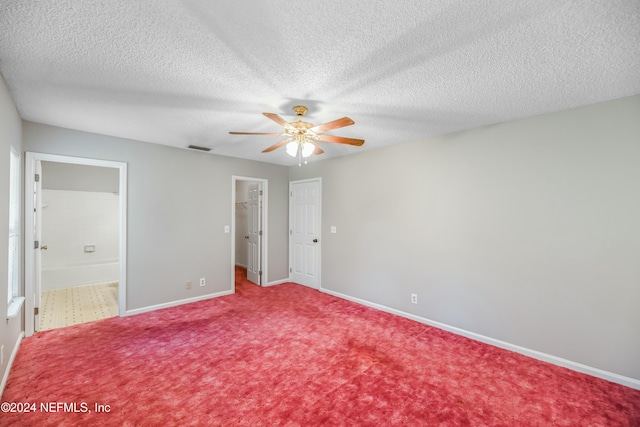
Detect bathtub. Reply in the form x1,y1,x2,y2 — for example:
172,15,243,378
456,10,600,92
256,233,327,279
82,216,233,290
42,259,119,291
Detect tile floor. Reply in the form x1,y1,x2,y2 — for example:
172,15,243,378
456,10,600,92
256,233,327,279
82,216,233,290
39,282,119,330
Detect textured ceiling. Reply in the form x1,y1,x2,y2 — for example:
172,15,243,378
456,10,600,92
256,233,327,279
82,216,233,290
1,1,639,166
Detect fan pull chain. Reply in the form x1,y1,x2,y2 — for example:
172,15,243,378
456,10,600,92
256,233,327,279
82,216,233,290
296,143,308,166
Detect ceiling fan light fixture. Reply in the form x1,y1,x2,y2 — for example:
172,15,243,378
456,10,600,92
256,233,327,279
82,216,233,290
286,139,314,159
286,140,298,157
301,141,314,157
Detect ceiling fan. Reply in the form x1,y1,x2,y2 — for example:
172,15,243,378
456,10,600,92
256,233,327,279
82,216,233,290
230,106,364,165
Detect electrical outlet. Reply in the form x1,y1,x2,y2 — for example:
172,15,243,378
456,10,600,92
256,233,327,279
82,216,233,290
200,278,206,287
186,281,192,290
411,293,418,304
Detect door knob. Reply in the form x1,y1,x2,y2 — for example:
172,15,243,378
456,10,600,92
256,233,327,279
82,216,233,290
313,239,318,243
41,245,48,250
244,235,249,239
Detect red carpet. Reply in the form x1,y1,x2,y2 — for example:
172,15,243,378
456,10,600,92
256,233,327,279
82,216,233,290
2,267,639,426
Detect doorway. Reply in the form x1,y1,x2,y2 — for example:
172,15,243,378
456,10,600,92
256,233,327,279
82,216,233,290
38,161,120,330
289,178,321,289
232,176,268,289
24,153,127,337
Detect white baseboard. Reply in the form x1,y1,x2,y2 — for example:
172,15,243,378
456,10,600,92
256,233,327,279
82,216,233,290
320,287,640,391
125,290,234,316
266,278,290,287
1,332,24,398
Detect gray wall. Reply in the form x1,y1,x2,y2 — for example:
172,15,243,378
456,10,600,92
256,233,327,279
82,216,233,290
290,95,640,381
42,162,119,193
23,122,290,311
0,74,23,392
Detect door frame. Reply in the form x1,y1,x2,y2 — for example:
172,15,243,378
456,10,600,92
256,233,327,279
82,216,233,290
289,177,322,289
24,152,127,337
231,176,268,288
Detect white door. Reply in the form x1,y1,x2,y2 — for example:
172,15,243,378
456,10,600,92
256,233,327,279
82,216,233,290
290,179,321,288
247,183,262,285
33,160,43,331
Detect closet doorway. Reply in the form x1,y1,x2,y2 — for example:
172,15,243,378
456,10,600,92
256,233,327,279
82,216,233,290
232,176,268,288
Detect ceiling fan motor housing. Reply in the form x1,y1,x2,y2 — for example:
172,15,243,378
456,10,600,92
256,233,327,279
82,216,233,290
292,105,308,116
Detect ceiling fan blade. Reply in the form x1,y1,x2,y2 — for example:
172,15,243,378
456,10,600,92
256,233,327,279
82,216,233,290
229,131,285,135
263,113,295,130
262,139,291,153
316,134,365,146
309,141,324,155
309,117,354,133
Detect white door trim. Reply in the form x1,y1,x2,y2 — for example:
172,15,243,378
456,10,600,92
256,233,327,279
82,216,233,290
231,176,268,289
24,152,127,337
289,177,322,289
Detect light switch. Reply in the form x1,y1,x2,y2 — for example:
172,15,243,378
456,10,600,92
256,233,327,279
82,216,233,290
224,225,230,233
330,226,337,234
